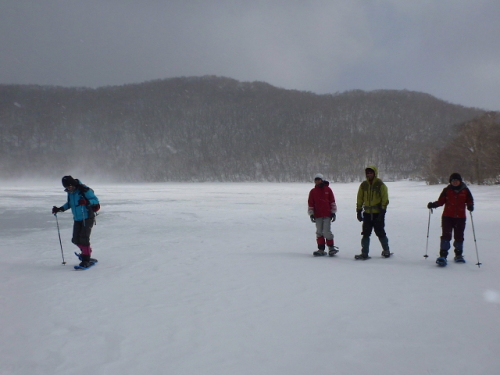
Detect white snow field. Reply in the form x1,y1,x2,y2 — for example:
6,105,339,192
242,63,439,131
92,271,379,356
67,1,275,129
1,181,499,375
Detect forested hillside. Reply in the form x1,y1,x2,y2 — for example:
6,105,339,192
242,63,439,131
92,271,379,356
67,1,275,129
0,76,484,181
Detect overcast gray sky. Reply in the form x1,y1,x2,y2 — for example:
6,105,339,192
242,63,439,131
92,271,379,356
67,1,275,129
1,0,499,110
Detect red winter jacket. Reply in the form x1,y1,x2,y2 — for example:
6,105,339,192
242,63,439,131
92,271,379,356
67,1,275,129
308,182,337,218
435,184,474,218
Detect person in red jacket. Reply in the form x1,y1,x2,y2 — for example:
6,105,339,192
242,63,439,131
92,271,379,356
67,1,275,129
427,173,474,266
308,174,338,256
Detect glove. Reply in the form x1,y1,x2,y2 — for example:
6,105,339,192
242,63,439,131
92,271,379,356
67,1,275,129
78,198,89,206
356,209,363,222
467,205,474,212
52,206,63,214
310,215,316,223
331,213,336,222
427,202,438,209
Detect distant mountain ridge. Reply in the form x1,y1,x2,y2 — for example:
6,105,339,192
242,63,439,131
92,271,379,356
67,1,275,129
0,76,484,181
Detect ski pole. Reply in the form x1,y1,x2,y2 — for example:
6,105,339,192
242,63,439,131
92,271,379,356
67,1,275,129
424,208,433,258
469,211,481,268
54,213,66,265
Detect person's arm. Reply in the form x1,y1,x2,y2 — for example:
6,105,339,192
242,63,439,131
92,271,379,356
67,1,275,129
380,183,389,210
466,189,474,211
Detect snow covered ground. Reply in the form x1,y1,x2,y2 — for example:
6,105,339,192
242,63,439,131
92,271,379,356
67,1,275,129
1,180,499,375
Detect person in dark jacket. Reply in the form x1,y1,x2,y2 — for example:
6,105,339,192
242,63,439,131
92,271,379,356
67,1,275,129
52,176,99,268
427,173,474,265
308,173,338,256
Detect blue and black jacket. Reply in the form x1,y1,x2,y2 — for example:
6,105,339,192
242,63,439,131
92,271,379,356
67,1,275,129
61,179,99,221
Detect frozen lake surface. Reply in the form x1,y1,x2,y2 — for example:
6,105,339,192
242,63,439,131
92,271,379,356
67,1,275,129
1,181,499,374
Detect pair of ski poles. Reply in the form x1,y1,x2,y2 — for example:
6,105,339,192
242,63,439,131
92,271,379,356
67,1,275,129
424,209,481,267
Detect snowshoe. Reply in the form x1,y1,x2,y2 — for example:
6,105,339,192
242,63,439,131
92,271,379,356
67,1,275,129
74,261,96,270
436,257,448,267
354,253,371,260
328,246,339,257
313,249,327,256
454,256,466,263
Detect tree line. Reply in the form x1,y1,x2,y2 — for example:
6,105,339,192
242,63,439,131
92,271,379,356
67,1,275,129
0,76,489,182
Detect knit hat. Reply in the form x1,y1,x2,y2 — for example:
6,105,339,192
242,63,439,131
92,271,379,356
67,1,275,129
314,173,324,181
449,173,462,183
62,175,78,188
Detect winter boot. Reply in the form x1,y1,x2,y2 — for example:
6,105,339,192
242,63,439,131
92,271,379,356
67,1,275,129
440,238,450,257
454,245,465,262
453,241,464,254
354,252,371,260
328,246,339,256
79,254,92,268
436,257,448,266
356,236,371,260
379,236,391,257
313,244,327,257
361,236,370,253
381,249,391,258
76,252,98,264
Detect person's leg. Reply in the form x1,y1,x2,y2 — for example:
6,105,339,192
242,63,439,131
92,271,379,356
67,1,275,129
72,219,95,265
315,219,326,250
373,213,390,255
322,218,334,248
360,214,374,256
453,218,466,258
440,216,453,258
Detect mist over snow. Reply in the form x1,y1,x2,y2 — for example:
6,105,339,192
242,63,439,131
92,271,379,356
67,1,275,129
1,181,500,374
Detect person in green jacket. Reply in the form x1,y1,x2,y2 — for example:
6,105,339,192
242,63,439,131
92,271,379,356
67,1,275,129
355,166,391,260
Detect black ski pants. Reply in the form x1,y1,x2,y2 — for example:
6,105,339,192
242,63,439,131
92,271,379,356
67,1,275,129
441,216,466,243
440,216,466,257
71,219,94,246
361,212,386,238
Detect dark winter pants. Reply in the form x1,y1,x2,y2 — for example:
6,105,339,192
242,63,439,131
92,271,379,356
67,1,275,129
361,212,389,254
72,219,94,247
440,216,466,258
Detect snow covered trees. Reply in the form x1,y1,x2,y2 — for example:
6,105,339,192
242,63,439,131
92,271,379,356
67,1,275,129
426,112,500,184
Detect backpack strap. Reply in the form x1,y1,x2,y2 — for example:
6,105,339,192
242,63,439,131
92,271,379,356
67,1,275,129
78,185,98,222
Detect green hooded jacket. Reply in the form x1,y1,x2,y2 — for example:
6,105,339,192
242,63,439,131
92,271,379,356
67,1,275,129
356,166,389,213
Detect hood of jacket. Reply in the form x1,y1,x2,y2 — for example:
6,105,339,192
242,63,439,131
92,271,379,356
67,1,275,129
449,181,468,192
315,180,330,188
365,166,378,181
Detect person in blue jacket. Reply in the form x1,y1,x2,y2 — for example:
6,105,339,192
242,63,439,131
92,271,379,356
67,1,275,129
52,176,99,268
